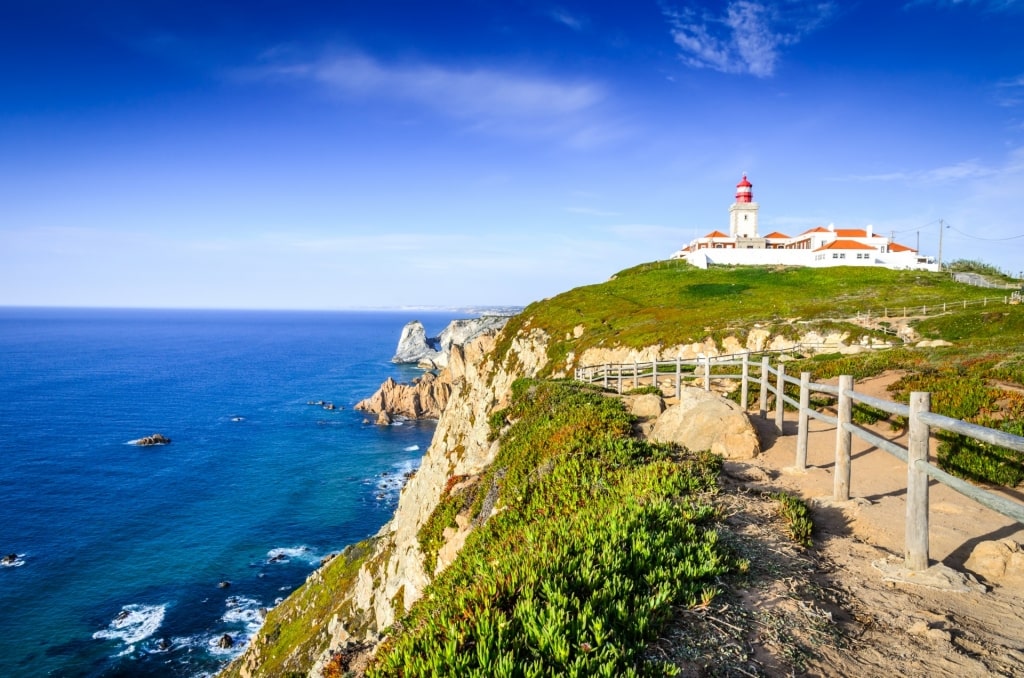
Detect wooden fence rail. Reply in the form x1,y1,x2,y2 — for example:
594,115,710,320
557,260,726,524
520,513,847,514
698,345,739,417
576,354,1024,573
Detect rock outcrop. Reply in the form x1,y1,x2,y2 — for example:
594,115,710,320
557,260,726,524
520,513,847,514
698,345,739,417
649,387,760,459
392,316,512,368
965,539,1024,586
354,372,453,421
134,433,171,446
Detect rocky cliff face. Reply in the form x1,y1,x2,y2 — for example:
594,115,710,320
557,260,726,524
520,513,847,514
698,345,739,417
222,319,858,678
392,316,511,368
354,372,452,422
224,321,549,678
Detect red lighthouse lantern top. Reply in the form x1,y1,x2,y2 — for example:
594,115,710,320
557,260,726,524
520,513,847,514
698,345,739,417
735,174,753,203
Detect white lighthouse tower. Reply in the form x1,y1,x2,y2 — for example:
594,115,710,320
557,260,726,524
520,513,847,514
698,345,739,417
728,174,759,238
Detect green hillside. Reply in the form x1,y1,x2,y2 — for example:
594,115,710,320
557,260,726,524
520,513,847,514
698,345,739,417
496,261,1018,375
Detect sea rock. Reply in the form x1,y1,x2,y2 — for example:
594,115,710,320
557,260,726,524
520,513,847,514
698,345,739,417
393,321,440,365
2,553,19,566
649,387,760,459
135,433,171,446
356,373,453,421
218,634,235,649
392,316,511,368
218,580,231,589
375,411,392,426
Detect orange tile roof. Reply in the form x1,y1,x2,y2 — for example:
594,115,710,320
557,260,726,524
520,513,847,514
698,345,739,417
814,239,876,252
763,231,790,239
800,226,830,234
834,228,868,238
702,230,729,238
888,242,916,252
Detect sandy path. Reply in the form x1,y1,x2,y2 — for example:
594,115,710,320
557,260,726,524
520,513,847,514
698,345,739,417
725,372,1024,676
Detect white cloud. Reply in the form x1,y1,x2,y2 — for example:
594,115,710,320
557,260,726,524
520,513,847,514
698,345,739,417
837,159,1000,183
250,52,605,124
662,1,837,77
904,0,1021,11
995,74,1024,107
566,206,621,217
548,7,586,31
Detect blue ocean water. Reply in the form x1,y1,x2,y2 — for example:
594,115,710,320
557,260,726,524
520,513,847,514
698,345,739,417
0,308,455,677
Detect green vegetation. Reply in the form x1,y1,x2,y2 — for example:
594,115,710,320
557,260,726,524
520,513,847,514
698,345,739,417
946,258,1017,280
626,384,663,396
219,539,378,678
369,380,741,677
493,262,1001,377
768,492,814,548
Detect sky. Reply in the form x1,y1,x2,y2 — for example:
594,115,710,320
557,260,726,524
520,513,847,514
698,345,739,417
1,0,1023,310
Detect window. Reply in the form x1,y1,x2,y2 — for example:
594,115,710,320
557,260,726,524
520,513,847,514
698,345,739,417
832,253,838,259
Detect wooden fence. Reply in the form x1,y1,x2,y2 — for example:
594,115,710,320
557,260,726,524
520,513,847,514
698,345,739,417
575,354,1024,573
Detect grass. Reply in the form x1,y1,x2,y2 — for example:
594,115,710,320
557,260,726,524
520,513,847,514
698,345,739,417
367,380,742,677
492,262,1000,377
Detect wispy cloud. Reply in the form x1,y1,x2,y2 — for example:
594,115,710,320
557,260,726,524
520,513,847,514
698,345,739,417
547,7,587,31
838,159,1001,183
566,206,621,217
247,51,606,132
904,0,1021,11
995,74,1024,107
661,1,837,78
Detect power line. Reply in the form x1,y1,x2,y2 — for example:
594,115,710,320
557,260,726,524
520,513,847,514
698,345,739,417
945,222,1024,241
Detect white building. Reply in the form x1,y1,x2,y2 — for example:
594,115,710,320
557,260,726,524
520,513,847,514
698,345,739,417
672,175,938,271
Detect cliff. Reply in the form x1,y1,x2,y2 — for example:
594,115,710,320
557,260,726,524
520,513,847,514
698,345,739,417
222,320,550,677
353,372,452,422
392,315,511,368
221,264,970,677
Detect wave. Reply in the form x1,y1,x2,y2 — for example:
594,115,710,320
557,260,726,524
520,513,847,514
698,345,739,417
403,445,420,451
373,458,422,501
93,603,167,651
266,545,321,565
1,553,25,568
168,596,266,661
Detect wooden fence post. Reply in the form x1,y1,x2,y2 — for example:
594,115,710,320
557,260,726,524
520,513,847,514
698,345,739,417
906,391,931,571
633,361,638,390
603,364,609,390
796,371,810,470
775,363,786,434
740,354,749,411
704,355,711,392
834,375,853,501
675,356,682,399
759,357,770,419
617,365,622,394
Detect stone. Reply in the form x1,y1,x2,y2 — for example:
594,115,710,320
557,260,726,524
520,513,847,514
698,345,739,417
648,387,760,459
217,633,235,649
218,580,231,588
375,411,392,426
1,553,18,566
356,373,453,421
965,539,1024,584
625,393,665,418
135,433,171,446
392,316,511,368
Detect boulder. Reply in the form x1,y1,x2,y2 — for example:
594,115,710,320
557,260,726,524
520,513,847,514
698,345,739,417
375,411,392,426
649,387,759,459
965,539,1024,584
217,634,235,649
624,393,665,418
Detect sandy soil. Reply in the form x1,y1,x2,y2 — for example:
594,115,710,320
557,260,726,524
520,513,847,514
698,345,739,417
664,372,1024,677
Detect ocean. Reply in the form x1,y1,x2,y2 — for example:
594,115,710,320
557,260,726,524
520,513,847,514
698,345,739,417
0,308,456,677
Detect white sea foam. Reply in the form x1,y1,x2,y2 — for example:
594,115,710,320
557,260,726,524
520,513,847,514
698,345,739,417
1,553,25,567
403,444,420,451
266,545,320,565
93,603,166,650
169,596,266,660
374,458,422,500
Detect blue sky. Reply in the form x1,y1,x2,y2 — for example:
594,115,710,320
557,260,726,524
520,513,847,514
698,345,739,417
1,0,1022,309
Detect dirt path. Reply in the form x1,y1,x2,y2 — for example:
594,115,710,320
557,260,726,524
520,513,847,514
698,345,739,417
704,372,1024,676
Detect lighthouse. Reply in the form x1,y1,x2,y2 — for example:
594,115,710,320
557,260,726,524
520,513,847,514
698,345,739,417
729,174,759,239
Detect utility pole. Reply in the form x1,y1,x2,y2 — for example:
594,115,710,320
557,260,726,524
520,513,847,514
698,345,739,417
937,219,944,271
916,230,920,252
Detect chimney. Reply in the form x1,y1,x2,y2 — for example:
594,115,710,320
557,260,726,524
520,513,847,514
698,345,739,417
866,224,873,238
827,223,835,232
